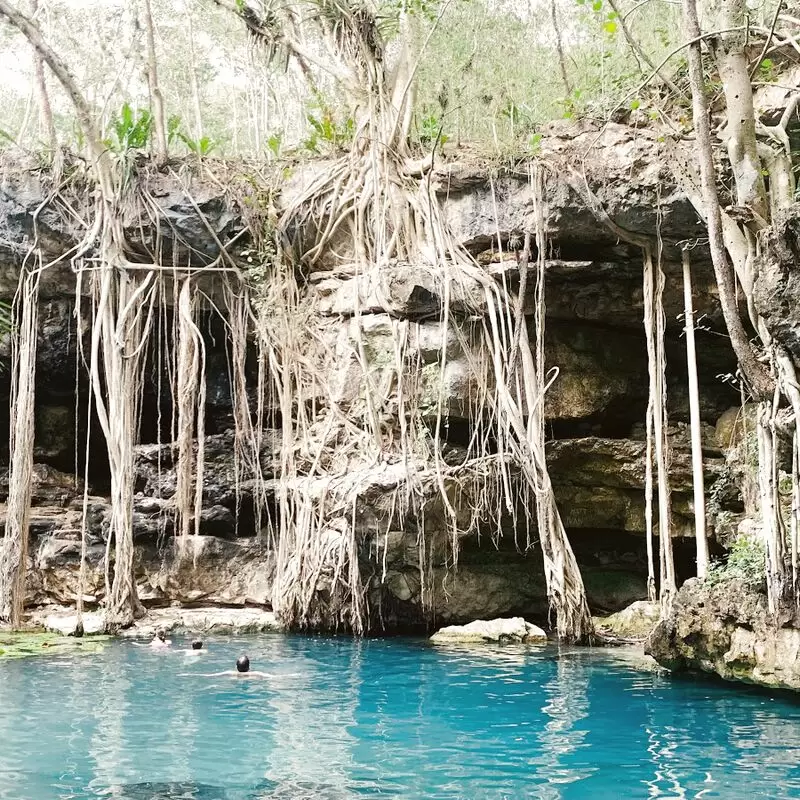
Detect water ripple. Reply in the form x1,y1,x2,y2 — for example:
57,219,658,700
2,638,800,798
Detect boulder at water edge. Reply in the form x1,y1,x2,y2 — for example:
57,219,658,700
646,578,800,691
593,600,660,640
430,617,548,644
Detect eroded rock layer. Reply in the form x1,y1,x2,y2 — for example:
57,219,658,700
647,579,800,692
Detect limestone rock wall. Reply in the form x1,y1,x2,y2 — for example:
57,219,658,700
0,122,749,630
647,579,800,692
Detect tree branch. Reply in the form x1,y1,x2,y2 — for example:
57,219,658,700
607,0,686,99
0,0,113,196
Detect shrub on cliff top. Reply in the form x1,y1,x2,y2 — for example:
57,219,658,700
707,534,766,593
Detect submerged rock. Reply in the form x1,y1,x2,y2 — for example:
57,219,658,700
103,782,243,800
646,578,800,691
593,600,660,640
430,616,547,644
0,630,110,659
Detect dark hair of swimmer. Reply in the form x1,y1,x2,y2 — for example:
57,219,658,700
236,655,250,673
156,629,166,642
191,640,203,650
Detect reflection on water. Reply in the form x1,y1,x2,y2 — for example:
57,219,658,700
263,637,360,794
2,637,800,799
530,651,593,799
90,649,134,791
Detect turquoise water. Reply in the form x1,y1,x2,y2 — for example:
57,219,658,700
1,636,800,799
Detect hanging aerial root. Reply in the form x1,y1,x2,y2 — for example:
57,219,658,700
643,248,676,617
258,149,594,641
175,276,206,550
0,264,41,627
81,256,158,630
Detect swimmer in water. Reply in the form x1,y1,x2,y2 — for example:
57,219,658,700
183,640,205,655
149,629,171,648
201,655,269,678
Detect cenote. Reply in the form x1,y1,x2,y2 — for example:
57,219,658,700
2,636,800,800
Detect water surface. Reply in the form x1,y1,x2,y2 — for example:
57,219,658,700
1,635,799,798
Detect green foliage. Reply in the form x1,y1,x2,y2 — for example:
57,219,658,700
266,132,283,161
105,103,153,153
759,58,776,81
164,114,218,156
177,132,217,157
707,534,766,591
302,106,355,153
0,631,111,660
560,88,586,120
167,114,183,145
418,113,449,147
580,0,620,34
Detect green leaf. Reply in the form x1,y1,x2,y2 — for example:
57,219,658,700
592,0,603,11
267,133,282,159
630,99,640,110
603,20,617,33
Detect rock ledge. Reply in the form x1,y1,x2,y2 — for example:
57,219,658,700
34,605,283,638
430,617,547,644
594,600,660,640
646,578,800,692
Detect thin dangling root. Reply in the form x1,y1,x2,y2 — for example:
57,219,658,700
259,154,593,641
0,262,40,627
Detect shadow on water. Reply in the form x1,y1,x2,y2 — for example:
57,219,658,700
663,665,800,704
101,779,387,799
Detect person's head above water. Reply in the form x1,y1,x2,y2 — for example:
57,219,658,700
236,655,250,673
155,629,166,642
191,640,203,650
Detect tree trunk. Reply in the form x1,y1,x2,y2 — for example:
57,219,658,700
681,0,773,399
29,1,56,152
707,0,769,221
548,0,571,96
142,0,168,164
187,10,204,142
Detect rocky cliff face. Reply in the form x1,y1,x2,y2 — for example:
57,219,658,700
0,121,745,630
647,579,800,691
